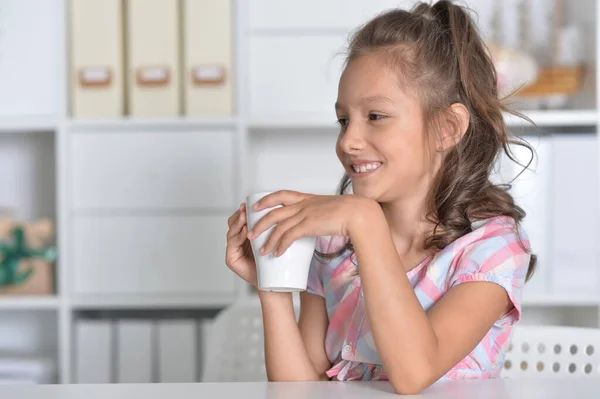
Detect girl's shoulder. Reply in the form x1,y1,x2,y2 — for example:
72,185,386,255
449,215,529,253
439,215,531,286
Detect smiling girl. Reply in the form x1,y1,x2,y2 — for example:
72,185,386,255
225,0,535,394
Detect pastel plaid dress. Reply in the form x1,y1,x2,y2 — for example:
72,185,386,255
306,216,531,381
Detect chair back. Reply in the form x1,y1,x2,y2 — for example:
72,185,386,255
502,325,600,378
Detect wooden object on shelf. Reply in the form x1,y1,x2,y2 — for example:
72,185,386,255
516,65,584,96
505,0,585,102
0,217,56,296
0,260,54,296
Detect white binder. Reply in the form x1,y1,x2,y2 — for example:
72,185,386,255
182,0,234,116
126,0,181,116
75,320,113,383
116,320,153,383
157,319,197,382
198,318,214,381
69,0,124,117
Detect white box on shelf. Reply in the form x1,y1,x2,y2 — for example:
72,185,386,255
126,0,180,116
248,130,344,194
69,0,124,117
116,320,153,383
248,0,413,31
248,36,346,122
71,131,235,210
183,0,234,117
72,215,236,296
157,320,197,382
0,0,58,116
551,134,598,294
75,320,113,383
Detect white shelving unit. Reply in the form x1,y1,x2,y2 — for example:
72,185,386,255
1,0,600,384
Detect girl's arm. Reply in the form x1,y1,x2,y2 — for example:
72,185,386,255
259,290,330,381
298,291,331,376
352,202,516,394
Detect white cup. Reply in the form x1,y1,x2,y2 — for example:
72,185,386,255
246,191,317,292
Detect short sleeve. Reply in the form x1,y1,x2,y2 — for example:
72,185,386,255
450,227,531,326
306,237,328,297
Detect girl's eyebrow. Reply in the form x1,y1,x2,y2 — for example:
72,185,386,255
361,96,395,105
335,96,395,111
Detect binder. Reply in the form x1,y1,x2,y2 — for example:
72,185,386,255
157,319,197,382
116,320,153,383
75,320,113,383
198,318,214,380
69,0,124,117
183,0,234,116
126,0,180,116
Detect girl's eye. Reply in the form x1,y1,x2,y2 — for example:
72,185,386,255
369,113,386,121
337,117,349,127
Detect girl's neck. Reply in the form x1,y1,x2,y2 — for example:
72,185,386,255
380,197,435,272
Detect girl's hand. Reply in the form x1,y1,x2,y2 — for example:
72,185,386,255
225,203,258,287
247,190,373,257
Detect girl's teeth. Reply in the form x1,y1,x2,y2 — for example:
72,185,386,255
352,162,381,173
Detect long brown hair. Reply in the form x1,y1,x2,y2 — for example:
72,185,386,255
328,0,536,279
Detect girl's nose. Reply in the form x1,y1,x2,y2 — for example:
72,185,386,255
339,124,366,154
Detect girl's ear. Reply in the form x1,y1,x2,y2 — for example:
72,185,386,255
438,103,470,151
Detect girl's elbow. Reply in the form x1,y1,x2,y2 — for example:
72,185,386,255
390,378,432,395
388,368,436,395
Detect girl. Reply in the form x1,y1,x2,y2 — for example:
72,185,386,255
225,0,535,394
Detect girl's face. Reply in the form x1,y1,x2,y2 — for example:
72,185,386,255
335,53,441,204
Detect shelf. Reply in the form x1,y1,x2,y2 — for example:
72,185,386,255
67,117,239,133
0,115,58,133
249,114,338,130
71,293,239,310
0,296,60,310
523,293,599,307
506,110,598,127
248,110,598,130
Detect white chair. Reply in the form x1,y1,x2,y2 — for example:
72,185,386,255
502,325,600,378
202,297,299,382
203,302,600,381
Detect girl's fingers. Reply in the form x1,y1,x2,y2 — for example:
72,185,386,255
274,222,307,256
229,225,249,248
227,210,239,228
227,203,244,227
252,190,307,211
260,214,304,255
227,208,247,239
248,205,297,239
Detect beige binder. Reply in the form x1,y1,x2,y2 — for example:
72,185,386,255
69,0,124,117
126,0,180,116
183,0,234,116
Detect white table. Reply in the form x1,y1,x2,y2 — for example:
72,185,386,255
0,379,599,398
